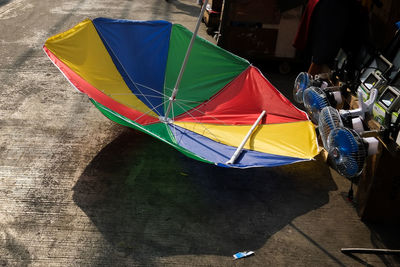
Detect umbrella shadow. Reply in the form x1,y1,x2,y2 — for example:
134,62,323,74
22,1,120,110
73,127,336,263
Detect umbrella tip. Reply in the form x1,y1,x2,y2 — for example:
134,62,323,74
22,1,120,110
159,116,173,124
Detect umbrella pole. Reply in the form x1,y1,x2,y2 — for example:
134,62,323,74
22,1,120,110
162,0,209,122
226,110,266,165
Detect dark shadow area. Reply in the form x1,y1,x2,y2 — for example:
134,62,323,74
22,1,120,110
73,127,337,264
166,0,200,17
366,223,400,266
289,223,347,266
0,0,11,7
340,252,374,267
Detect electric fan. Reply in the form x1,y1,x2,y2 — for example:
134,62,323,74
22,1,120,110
326,126,379,178
293,72,336,104
327,127,367,178
293,72,312,103
318,106,343,150
302,86,330,123
319,88,379,150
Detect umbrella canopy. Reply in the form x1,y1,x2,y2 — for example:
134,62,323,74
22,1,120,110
44,18,319,168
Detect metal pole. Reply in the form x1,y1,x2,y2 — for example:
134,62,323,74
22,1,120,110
163,0,209,122
341,248,400,255
226,110,266,165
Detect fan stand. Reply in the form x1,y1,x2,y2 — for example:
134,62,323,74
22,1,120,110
347,176,355,202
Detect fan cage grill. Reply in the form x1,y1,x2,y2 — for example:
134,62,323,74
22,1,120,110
318,106,343,150
293,72,310,103
327,127,366,178
303,86,329,124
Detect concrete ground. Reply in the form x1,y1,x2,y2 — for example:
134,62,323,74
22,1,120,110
0,0,399,266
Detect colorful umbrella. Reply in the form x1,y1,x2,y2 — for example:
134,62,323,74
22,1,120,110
43,17,319,168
